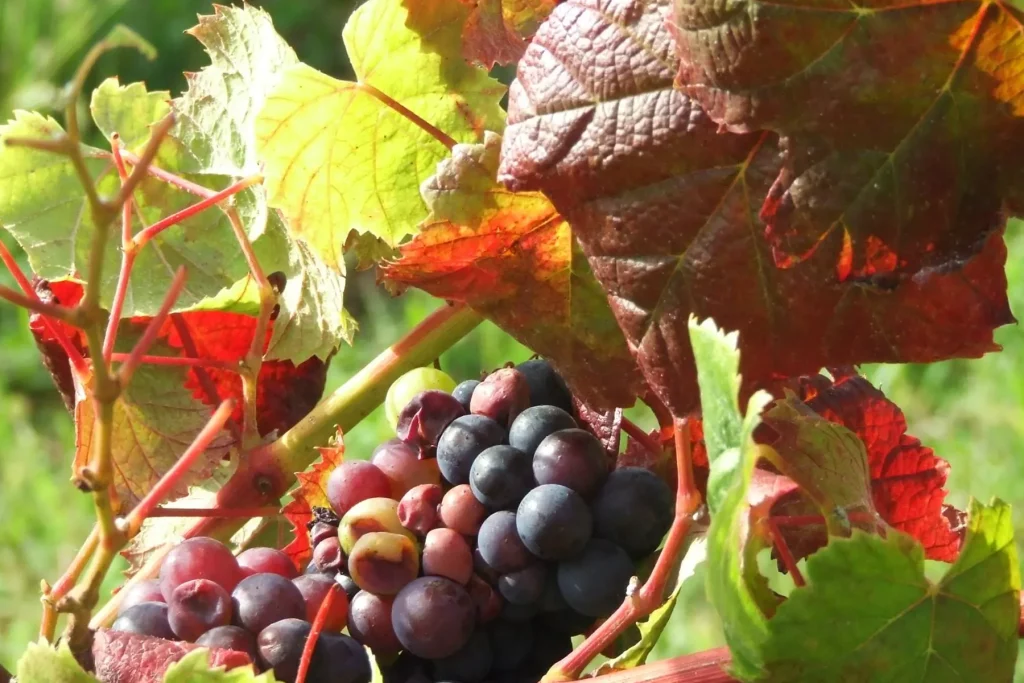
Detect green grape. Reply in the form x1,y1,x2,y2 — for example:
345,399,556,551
385,367,457,429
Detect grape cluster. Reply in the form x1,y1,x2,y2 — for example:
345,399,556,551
116,359,673,683
318,360,674,683
111,537,369,683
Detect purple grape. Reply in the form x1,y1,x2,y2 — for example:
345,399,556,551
117,579,165,616
397,391,466,457
496,563,546,605
556,539,634,617
487,619,534,672
469,445,534,509
391,577,476,659
532,428,608,498
231,573,306,634
310,522,339,549
451,380,480,411
508,405,577,458
313,536,346,574
435,415,505,486
477,511,533,574
516,484,592,560
111,602,176,640
592,467,674,558
431,631,492,683
257,618,310,683
313,632,372,683
372,438,442,499
168,578,232,641
347,591,401,657
195,625,258,659
237,547,298,579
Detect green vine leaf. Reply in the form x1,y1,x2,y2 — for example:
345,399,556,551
254,0,506,265
16,640,101,683
162,649,281,683
759,499,1020,682
689,316,774,680
91,78,170,152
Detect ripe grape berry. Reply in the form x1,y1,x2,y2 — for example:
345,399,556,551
469,445,534,510
592,467,674,558
111,601,176,640
117,578,165,615
348,531,420,595
293,574,349,631
497,562,547,605
339,497,414,555
385,367,457,429
476,511,533,573
431,631,492,683
257,618,311,683
348,591,402,657
435,414,505,485
557,538,634,617
392,576,476,659
508,405,577,457
397,483,443,536
516,484,592,560
487,619,534,673
515,359,573,413
532,428,608,498
231,572,307,634
237,547,298,579
372,438,442,499
168,578,232,641
196,625,258,660
396,391,465,457
469,368,530,427
326,460,393,519
451,379,480,411
438,484,487,535
159,536,244,601
422,528,473,585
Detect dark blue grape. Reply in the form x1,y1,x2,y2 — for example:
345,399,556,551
392,577,476,659
515,485,591,560
515,359,572,414
539,571,568,612
314,632,372,683
499,600,539,622
592,467,673,558
431,631,492,683
436,415,506,485
452,380,481,411
110,602,176,640
508,406,577,458
487,620,534,673
469,445,533,510
381,652,432,683
545,608,595,636
532,428,608,498
477,511,532,574
523,624,573,677
196,625,257,660
556,539,634,617
257,618,309,683
497,563,546,605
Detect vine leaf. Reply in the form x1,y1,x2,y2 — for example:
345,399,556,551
92,630,254,683
385,132,642,408
92,78,170,152
497,0,1013,416
15,640,100,683
161,650,279,683
759,499,1020,682
461,0,557,68
760,395,882,537
689,316,774,680
170,4,296,177
281,430,345,567
254,0,506,266
769,372,966,563
572,397,622,462
672,0,1024,280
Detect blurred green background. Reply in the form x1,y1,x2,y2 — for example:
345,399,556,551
1,0,1021,676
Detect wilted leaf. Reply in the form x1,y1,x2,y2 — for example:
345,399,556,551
461,0,557,68
386,133,643,408
16,640,100,683
255,0,506,265
672,0,1024,281
689,316,774,680
759,500,1020,682
281,431,345,567
498,0,1013,416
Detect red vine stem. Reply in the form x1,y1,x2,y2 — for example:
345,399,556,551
621,417,662,457
123,400,235,536
132,176,262,248
109,353,239,371
766,519,805,587
545,417,703,681
115,266,188,386
641,390,675,443
0,240,88,374
147,506,281,518
0,283,76,321
102,134,138,360
114,151,217,198
295,584,341,683
591,648,736,683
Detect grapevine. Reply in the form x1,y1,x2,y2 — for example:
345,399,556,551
0,0,1021,682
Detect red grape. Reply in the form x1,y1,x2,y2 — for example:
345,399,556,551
396,391,465,457
372,439,442,499
347,591,401,657
466,574,503,624
326,460,393,518
117,579,165,616
348,532,420,595
237,547,298,579
168,579,232,641
313,536,346,573
422,528,473,585
293,574,349,631
438,485,487,536
159,537,244,601
397,484,443,536
231,573,306,634
470,368,530,427
310,521,338,549
391,577,476,659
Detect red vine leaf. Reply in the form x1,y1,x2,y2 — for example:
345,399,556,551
497,0,1013,416
385,132,644,409
281,430,345,567
571,396,622,463
460,0,557,67
769,373,965,563
672,0,1024,281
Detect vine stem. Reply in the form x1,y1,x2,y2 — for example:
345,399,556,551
115,266,188,386
544,418,703,682
109,353,239,371
133,176,262,248
295,584,341,683
90,302,484,628
102,134,137,360
621,417,662,457
147,506,281,518
589,648,736,683
0,284,76,320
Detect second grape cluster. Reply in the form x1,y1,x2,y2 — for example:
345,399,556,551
307,359,676,683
